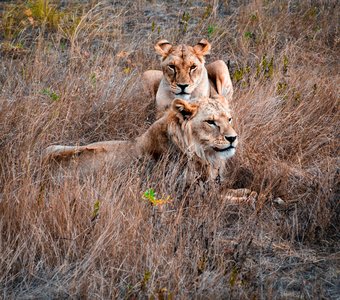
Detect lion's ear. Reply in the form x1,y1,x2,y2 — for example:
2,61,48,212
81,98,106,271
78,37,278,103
193,39,211,56
172,99,198,121
155,40,172,57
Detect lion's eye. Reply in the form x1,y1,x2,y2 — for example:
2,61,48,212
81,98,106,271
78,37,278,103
190,65,197,71
228,118,232,124
206,120,216,126
168,65,176,72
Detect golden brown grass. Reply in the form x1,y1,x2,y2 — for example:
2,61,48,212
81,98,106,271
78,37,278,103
0,0,339,298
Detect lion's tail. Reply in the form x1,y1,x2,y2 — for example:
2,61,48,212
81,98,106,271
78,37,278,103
44,145,83,159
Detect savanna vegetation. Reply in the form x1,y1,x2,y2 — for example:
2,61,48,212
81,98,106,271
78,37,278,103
0,0,339,298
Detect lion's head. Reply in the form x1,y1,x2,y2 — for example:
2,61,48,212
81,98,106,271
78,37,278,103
168,96,237,177
155,39,211,99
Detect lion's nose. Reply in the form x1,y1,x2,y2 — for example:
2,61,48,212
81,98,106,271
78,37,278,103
177,84,189,92
225,135,237,143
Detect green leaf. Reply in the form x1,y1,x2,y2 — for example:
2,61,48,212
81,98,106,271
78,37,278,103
283,55,289,74
92,200,100,218
207,25,216,38
229,267,238,287
90,73,96,85
141,270,151,290
244,31,254,39
41,88,60,101
143,188,155,200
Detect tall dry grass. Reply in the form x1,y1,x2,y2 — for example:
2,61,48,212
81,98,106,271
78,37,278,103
0,0,339,298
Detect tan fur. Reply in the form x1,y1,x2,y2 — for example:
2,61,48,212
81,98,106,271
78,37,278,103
142,39,233,116
45,97,256,202
45,97,237,180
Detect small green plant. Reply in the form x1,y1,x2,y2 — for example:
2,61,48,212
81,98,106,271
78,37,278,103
202,5,212,19
233,69,244,82
250,13,257,21
151,21,156,32
304,6,318,22
255,55,274,79
26,0,63,30
1,1,81,42
157,287,173,300
182,12,190,23
123,67,132,74
293,91,301,103
232,66,250,83
197,254,207,275
41,88,60,101
143,188,155,200
92,200,100,219
207,25,216,38
1,4,27,40
244,31,255,40
90,73,97,85
143,188,172,206
267,57,274,78
0,41,28,58
141,270,151,290
283,55,289,74
277,82,288,95
181,12,190,33
229,266,239,287
60,41,67,51
27,0,81,36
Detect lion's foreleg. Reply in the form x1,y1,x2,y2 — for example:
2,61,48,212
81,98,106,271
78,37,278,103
206,60,233,101
142,70,163,97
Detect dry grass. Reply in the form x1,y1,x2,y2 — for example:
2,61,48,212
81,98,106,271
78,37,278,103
0,0,339,298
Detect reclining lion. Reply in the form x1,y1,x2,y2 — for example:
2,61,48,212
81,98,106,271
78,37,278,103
46,97,236,178
143,39,233,116
45,97,255,202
